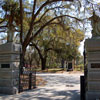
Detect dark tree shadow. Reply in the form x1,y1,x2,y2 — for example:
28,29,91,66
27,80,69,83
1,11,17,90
0,73,81,100
0,88,80,100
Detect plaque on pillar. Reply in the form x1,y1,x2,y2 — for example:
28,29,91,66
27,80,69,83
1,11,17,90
1,64,10,68
91,63,100,68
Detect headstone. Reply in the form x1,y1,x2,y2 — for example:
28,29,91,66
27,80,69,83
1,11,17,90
66,61,73,71
0,42,20,94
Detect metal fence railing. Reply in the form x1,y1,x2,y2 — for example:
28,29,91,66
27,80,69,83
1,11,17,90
19,68,36,92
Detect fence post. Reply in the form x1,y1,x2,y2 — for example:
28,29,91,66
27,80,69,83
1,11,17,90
29,73,32,90
33,70,36,88
19,47,23,93
80,76,85,100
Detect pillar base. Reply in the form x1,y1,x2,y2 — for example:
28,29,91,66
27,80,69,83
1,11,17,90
86,91,100,100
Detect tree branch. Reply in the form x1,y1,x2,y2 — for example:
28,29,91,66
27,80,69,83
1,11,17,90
29,15,81,43
0,30,6,33
45,48,53,52
34,5,67,25
0,18,6,24
30,42,43,59
19,0,23,44
23,0,73,50
0,11,7,24
23,0,37,48
0,25,7,29
33,0,36,14
35,0,73,19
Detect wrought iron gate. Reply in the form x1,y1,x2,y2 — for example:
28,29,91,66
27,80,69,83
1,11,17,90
19,68,36,92
19,52,36,92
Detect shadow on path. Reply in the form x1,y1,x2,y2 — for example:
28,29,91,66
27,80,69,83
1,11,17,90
0,88,80,100
0,73,81,100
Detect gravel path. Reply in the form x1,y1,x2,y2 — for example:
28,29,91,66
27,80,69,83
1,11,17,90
0,72,83,100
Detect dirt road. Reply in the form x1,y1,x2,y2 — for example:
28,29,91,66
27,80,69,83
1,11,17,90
0,72,83,100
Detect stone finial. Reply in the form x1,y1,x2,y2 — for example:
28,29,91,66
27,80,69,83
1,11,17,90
90,11,100,38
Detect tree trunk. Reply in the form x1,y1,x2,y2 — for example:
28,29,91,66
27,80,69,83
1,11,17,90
22,45,26,55
61,59,64,68
41,58,46,70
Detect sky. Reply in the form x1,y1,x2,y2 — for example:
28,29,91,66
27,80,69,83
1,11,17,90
79,31,92,55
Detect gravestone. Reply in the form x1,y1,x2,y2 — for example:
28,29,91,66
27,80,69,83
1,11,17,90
66,60,74,71
0,42,21,94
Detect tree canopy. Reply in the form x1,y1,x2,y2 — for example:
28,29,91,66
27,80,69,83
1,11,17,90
1,0,99,70
0,0,84,52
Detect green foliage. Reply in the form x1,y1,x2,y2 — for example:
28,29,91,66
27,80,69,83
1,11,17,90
0,0,86,69
0,0,31,42
32,19,84,68
75,64,84,71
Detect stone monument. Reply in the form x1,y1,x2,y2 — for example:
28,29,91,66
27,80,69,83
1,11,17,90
0,32,21,94
85,11,100,100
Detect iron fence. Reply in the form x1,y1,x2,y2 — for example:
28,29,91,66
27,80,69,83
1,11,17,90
19,67,36,92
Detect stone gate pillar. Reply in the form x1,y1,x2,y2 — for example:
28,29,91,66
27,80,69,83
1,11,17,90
0,43,20,94
85,38,100,100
